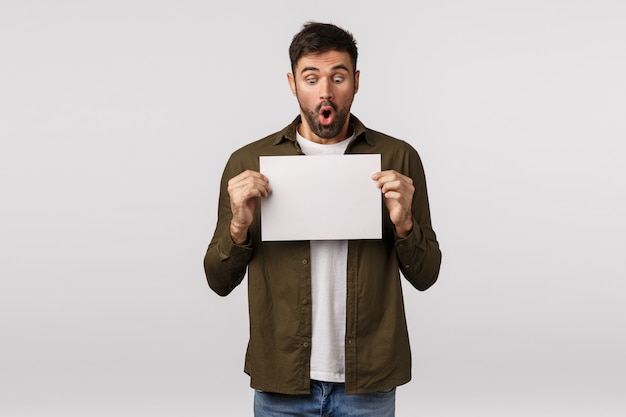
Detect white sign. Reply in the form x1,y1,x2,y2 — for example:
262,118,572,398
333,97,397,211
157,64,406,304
259,154,382,241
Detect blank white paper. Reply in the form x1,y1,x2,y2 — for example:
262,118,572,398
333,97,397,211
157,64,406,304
259,154,382,241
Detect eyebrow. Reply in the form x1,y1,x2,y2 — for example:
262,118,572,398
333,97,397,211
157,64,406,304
300,64,351,75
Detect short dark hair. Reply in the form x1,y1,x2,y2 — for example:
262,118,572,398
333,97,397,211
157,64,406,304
289,22,358,74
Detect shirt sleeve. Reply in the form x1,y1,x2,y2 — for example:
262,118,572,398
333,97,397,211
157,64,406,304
394,148,442,291
203,155,253,296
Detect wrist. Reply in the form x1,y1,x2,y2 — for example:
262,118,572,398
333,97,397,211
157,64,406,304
395,219,413,239
229,222,249,245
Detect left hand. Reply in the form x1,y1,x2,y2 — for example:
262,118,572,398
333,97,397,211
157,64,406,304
372,170,414,238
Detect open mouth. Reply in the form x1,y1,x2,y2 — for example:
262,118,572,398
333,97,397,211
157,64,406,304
318,103,335,125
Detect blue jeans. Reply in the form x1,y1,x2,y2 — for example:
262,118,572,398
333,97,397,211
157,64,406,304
254,380,396,417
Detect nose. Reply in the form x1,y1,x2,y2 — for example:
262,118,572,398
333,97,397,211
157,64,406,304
319,78,333,100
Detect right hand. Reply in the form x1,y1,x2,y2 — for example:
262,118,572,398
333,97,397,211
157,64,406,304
227,170,271,244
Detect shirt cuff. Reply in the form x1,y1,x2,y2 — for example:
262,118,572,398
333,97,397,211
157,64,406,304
217,232,253,262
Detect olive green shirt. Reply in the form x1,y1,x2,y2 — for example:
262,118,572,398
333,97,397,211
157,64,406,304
204,115,441,395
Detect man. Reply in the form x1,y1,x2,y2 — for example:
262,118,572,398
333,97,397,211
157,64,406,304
204,22,441,417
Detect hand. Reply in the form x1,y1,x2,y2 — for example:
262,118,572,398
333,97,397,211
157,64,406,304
372,170,414,238
227,170,271,244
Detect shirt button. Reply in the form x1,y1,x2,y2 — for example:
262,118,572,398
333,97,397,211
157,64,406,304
301,299,308,305
303,342,309,348
302,259,309,265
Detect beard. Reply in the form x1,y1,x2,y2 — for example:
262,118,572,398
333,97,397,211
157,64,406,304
299,100,351,140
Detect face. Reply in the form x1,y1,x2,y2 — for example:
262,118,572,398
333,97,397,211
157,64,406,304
287,50,360,144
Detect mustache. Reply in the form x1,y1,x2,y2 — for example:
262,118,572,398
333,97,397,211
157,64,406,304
316,101,337,112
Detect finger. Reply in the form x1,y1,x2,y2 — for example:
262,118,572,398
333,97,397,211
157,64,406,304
236,182,270,200
230,170,268,186
382,190,404,200
371,170,395,182
373,171,412,187
380,179,402,193
372,169,407,178
229,172,271,195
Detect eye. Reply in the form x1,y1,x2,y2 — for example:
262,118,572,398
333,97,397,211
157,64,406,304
333,76,344,83
305,77,317,84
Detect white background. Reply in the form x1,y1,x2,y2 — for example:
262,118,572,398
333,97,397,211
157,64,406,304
1,1,624,416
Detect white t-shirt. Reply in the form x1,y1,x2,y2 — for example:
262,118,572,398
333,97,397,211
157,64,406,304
296,130,353,382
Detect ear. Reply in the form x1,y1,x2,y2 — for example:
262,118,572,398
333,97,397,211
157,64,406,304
354,70,360,94
287,72,297,96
